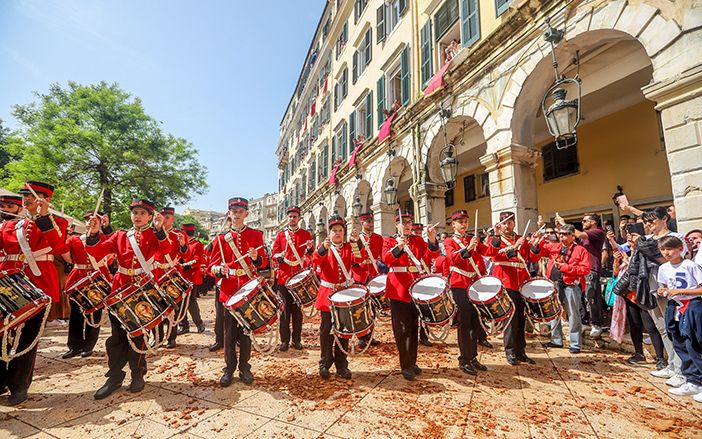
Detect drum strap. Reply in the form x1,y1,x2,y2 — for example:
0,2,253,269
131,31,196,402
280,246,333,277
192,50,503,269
330,245,353,283
403,239,427,275
359,233,379,275
127,229,154,278
224,231,254,279
500,236,528,269
284,229,304,267
14,220,41,276
80,234,101,271
452,236,483,277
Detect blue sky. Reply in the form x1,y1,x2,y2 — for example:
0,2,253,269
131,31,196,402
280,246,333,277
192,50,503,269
0,0,322,211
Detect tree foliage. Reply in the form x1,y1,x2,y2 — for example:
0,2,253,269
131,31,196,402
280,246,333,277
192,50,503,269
174,213,209,240
1,81,208,227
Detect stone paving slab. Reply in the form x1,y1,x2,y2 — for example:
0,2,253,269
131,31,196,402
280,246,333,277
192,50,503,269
1,295,700,438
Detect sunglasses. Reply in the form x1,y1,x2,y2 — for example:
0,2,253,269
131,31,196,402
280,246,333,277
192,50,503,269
557,232,573,236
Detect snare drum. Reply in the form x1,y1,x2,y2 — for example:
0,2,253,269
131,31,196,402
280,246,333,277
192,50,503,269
367,274,390,312
520,277,561,323
329,286,374,339
225,277,281,334
157,268,193,306
0,269,51,334
285,268,319,307
409,275,455,327
468,276,514,333
65,271,111,315
105,275,174,338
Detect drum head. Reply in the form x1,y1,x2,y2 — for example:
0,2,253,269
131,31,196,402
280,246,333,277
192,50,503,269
330,287,366,304
521,279,555,300
411,275,446,301
367,274,387,295
468,276,503,302
227,278,261,308
287,269,311,286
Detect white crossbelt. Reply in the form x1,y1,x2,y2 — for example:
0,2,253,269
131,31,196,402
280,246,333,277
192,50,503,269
283,258,301,266
450,266,478,278
73,264,95,270
389,266,420,273
320,279,354,289
493,261,525,268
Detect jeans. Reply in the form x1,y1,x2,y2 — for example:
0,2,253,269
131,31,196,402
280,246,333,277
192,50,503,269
551,284,583,350
649,296,681,372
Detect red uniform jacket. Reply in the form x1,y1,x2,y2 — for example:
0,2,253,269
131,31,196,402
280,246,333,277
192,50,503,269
86,227,170,291
271,227,313,285
152,227,188,280
0,215,68,301
182,238,206,285
532,241,590,287
443,234,488,289
382,235,440,303
65,232,113,290
483,234,533,291
207,226,269,303
313,242,364,312
352,231,383,284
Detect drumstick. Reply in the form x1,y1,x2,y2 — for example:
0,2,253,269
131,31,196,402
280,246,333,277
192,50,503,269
0,210,27,219
398,208,404,237
474,209,478,236
521,219,531,236
93,188,105,218
234,246,264,263
486,213,514,234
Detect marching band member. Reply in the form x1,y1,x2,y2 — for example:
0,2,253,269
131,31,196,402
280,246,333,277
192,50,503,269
178,223,206,335
207,197,268,387
85,198,169,399
62,211,113,359
313,214,362,380
411,222,432,347
152,207,189,349
352,212,383,349
443,210,488,375
382,212,440,380
0,182,68,405
271,206,313,351
483,211,535,366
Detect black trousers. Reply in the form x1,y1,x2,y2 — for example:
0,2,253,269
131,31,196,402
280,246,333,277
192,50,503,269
105,313,147,382
585,272,604,326
223,308,251,373
452,288,479,365
67,302,102,352
319,311,348,370
625,299,665,359
390,299,419,371
503,288,527,357
0,313,43,393
214,286,224,346
278,285,302,344
179,285,203,328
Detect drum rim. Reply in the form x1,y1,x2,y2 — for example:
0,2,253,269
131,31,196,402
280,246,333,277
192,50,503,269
225,276,266,309
105,275,157,306
409,274,448,304
0,296,51,333
332,321,375,339
329,286,369,307
65,270,109,296
468,275,505,303
285,268,313,288
125,306,175,337
519,276,556,302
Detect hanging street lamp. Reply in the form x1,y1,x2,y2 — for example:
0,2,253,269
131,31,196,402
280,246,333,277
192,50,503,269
384,177,398,206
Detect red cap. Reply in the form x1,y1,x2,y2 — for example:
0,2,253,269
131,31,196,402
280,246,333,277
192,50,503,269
228,197,249,210
19,180,54,198
130,199,156,213
395,212,413,222
499,211,515,221
451,210,469,220
328,215,345,228
287,206,301,215
181,223,196,232
0,195,23,207
161,206,176,215
412,223,424,231
358,212,373,221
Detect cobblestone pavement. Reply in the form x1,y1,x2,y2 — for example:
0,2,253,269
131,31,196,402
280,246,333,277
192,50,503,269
1,295,701,438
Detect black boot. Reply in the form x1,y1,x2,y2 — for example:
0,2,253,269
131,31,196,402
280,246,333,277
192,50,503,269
94,379,123,400
7,389,28,406
128,375,145,393
220,370,234,387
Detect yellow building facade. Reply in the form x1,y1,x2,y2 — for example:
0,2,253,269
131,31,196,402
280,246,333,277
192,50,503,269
276,0,702,238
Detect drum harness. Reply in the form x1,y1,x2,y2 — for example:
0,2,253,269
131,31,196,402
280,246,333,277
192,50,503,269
329,244,374,356
1,221,53,362
76,234,107,328
285,230,319,317
359,233,380,276
224,231,280,355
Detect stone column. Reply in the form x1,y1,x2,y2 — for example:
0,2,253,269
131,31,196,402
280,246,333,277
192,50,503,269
415,183,447,231
372,202,397,236
479,144,540,231
644,65,702,232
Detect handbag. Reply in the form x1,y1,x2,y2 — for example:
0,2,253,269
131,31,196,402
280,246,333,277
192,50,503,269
604,278,617,307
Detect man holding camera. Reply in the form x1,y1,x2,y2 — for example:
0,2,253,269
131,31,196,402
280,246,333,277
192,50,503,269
531,224,591,353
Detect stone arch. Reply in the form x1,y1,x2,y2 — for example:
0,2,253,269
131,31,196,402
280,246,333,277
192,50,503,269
352,180,374,214
380,155,413,205
333,195,347,218
424,115,488,185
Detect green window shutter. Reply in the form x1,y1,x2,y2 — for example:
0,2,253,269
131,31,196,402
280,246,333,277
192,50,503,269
341,122,348,161
495,0,509,16
377,75,386,128
349,111,356,150
376,5,386,43
399,0,408,15
353,51,359,84
460,0,480,48
400,45,410,105
365,28,372,66
332,136,337,165
420,21,433,88
365,91,373,138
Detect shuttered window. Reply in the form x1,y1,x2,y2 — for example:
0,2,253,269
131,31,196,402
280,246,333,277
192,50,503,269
420,22,433,88
460,0,480,48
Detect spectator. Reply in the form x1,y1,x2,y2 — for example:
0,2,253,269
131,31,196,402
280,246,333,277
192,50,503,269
685,229,701,260
444,39,459,64
621,203,678,232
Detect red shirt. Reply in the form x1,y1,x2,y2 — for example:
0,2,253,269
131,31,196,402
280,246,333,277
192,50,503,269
352,231,383,283
182,238,206,285
443,235,488,289
206,226,268,303
0,215,68,301
482,234,533,291
312,242,364,312
86,227,170,291
533,241,591,287
382,235,440,303
65,233,113,290
152,227,188,279
271,227,313,284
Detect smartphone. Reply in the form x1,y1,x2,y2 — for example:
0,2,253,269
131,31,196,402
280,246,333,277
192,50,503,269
605,225,614,233
626,222,645,236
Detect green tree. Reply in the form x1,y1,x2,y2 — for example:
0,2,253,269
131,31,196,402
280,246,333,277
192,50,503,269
2,81,208,227
174,213,209,239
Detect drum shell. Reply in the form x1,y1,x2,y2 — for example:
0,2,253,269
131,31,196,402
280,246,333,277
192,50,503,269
158,268,193,305
519,277,561,323
105,275,174,337
226,277,280,334
0,269,51,334
284,269,318,307
329,286,374,339
65,270,111,315
409,274,455,327
468,276,514,325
